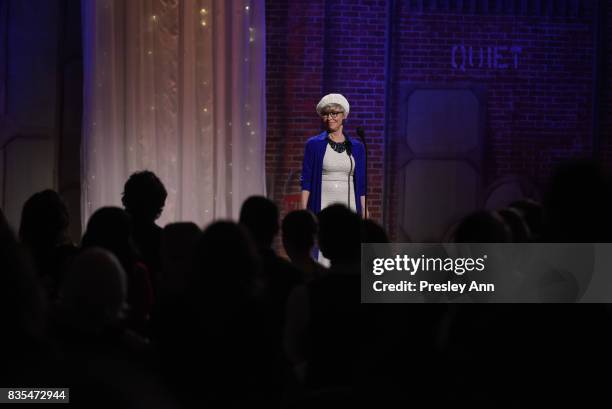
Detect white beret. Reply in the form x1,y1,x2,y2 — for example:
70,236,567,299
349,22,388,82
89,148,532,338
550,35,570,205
316,93,350,117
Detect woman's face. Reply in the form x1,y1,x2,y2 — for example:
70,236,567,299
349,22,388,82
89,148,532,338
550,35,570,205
321,109,345,132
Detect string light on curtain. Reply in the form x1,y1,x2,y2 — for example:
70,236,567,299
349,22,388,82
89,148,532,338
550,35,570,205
81,0,266,229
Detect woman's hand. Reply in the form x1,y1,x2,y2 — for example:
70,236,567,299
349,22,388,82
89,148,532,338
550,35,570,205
301,190,310,210
360,196,368,218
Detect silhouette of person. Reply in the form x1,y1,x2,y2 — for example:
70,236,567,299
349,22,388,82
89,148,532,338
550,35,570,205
240,196,304,405
56,247,128,335
542,159,612,242
121,171,167,294
170,221,267,408
361,218,390,243
81,207,153,335
509,198,543,241
285,204,361,390
1,208,51,387
19,189,78,301
282,210,327,282
240,196,303,331
453,210,512,243
53,247,176,408
159,222,201,301
498,207,531,242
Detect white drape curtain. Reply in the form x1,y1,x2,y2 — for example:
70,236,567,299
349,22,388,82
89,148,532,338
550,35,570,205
81,0,266,229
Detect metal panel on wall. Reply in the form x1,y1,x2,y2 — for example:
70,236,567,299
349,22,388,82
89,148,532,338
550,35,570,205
389,85,485,242
3,136,55,231
7,0,60,128
0,0,61,229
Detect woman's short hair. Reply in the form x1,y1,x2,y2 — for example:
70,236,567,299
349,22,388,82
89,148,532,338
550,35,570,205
320,103,345,114
121,170,167,221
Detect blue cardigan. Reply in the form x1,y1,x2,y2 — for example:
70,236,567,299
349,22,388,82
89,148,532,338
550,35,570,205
301,131,366,215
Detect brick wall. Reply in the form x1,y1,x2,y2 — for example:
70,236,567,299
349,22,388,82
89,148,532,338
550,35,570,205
265,0,387,227
266,0,608,240
390,2,597,186
266,0,324,214
385,1,597,239
319,0,387,223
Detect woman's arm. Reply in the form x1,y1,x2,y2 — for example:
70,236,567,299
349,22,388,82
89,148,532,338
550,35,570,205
360,195,368,219
301,190,310,210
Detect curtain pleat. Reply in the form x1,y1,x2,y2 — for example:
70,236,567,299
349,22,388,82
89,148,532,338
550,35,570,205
81,0,266,229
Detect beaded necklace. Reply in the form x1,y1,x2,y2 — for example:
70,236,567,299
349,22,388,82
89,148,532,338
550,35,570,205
327,137,348,153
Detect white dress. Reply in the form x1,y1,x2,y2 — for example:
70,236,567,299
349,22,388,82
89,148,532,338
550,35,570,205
318,143,356,266
320,143,356,211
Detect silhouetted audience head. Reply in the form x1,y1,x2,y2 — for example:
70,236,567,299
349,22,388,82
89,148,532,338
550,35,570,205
318,204,361,264
82,207,136,272
453,210,511,243
17,190,76,301
81,206,155,333
19,189,70,251
160,222,201,295
121,170,167,223
194,221,260,295
498,208,530,242
175,221,264,408
239,196,279,249
509,198,543,241
362,219,390,243
282,210,317,257
543,159,612,242
57,248,127,334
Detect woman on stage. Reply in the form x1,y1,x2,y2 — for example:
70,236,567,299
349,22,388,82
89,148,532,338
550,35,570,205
300,93,367,218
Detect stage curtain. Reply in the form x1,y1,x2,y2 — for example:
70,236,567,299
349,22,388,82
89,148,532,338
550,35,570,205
81,0,266,228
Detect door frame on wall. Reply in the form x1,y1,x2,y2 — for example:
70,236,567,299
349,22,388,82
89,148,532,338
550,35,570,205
385,82,487,242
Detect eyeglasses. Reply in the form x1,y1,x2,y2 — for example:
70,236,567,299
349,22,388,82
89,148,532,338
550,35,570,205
320,111,343,119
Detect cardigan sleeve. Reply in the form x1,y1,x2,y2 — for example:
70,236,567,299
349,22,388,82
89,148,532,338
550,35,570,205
301,140,314,191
